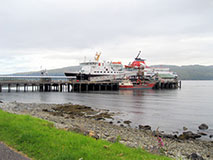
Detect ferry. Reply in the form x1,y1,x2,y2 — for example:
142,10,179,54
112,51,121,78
64,53,126,81
64,51,178,83
125,51,178,80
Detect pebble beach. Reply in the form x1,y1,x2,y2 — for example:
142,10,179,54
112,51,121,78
0,102,212,160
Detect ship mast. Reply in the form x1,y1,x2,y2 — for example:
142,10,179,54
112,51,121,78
136,50,141,60
95,52,101,62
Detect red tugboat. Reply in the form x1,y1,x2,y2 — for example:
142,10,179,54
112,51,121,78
119,51,156,90
119,79,155,90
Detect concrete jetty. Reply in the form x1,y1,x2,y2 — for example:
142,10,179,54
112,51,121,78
0,79,119,92
0,78,180,92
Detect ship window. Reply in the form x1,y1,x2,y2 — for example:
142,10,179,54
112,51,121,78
97,71,99,73
107,71,109,73
104,71,106,73
94,71,96,73
100,71,102,73
111,71,113,73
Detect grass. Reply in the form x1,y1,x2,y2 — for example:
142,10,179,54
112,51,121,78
0,109,172,160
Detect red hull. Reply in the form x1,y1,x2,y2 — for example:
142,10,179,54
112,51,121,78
119,83,155,90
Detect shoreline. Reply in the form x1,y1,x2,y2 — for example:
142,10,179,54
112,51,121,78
0,101,212,159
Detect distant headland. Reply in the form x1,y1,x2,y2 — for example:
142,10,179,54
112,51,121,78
2,65,213,80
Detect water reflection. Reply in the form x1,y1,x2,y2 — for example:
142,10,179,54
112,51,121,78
119,89,155,96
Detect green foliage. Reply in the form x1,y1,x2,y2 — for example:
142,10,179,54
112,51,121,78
0,109,171,160
116,135,121,143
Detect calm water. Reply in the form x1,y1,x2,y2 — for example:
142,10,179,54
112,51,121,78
1,81,213,136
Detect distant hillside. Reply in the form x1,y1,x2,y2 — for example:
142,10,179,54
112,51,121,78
4,65,213,80
8,66,81,76
151,65,213,80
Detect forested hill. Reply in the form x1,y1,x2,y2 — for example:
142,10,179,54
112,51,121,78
152,65,213,80
2,65,213,80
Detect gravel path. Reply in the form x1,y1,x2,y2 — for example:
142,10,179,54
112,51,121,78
0,142,30,160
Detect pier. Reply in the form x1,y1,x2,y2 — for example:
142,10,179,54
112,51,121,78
0,80,119,92
153,79,181,89
0,78,181,92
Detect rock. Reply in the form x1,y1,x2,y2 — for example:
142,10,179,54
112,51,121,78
198,123,208,130
92,134,99,140
209,135,213,138
104,133,110,137
178,131,201,140
109,121,113,124
64,116,69,119
162,134,178,139
123,120,132,125
187,153,204,160
126,141,137,148
42,109,49,112
139,125,151,130
117,121,121,123
152,130,177,139
150,146,161,154
95,117,105,121
68,126,87,135
172,131,179,134
88,130,99,139
107,137,117,143
197,132,207,136
0,100,3,103
183,126,188,131
120,124,124,127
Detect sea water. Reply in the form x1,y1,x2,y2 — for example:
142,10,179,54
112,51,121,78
1,81,213,138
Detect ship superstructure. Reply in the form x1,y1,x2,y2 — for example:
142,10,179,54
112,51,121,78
64,53,125,80
124,51,178,80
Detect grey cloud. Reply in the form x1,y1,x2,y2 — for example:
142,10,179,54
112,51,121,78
1,0,212,49
0,0,213,73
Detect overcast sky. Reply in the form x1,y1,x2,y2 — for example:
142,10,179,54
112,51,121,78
0,0,213,74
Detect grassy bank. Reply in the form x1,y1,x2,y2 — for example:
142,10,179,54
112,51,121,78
0,109,171,160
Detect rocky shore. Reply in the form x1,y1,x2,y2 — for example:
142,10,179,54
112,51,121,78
0,102,212,160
